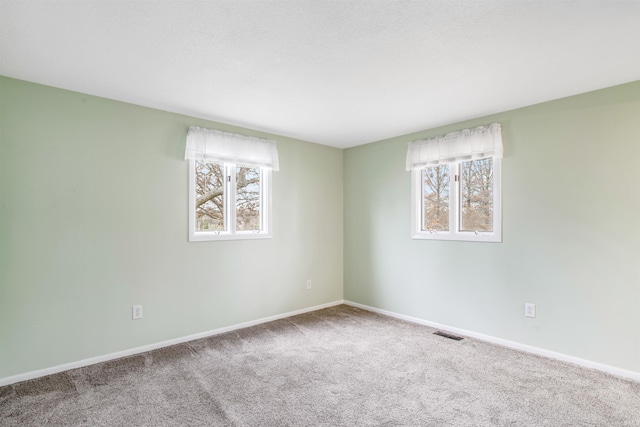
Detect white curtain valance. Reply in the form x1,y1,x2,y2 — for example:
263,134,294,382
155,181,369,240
406,123,503,171
185,126,279,171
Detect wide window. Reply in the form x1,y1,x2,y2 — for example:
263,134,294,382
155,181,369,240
407,123,502,242
185,127,278,241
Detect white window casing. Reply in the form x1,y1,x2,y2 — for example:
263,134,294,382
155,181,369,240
408,123,503,243
185,126,278,241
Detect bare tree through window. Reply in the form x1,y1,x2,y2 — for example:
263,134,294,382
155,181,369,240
422,165,450,231
460,158,493,232
235,166,261,231
194,161,262,233
195,161,225,231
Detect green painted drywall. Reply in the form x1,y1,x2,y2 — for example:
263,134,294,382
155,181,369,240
0,77,343,379
344,81,640,373
2,76,638,380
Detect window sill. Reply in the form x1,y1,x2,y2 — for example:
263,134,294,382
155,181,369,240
412,231,501,243
189,232,273,242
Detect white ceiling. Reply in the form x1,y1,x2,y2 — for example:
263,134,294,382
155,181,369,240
1,1,639,148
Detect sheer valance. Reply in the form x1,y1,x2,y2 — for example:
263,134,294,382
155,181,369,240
185,126,280,171
406,123,502,171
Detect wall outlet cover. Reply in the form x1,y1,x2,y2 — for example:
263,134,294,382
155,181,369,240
524,303,536,318
132,305,143,320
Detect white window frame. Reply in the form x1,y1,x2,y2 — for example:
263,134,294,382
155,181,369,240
411,158,501,242
188,159,272,241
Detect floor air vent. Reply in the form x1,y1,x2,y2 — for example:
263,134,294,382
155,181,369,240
433,331,464,341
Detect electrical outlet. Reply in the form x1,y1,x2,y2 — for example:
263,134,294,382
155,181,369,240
306,279,312,290
524,303,536,318
132,305,143,320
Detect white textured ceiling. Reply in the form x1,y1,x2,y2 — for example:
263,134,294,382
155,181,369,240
1,1,639,148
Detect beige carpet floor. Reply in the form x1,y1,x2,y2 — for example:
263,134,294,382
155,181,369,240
1,305,639,426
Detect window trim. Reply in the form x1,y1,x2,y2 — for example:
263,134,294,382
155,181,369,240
188,159,272,242
411,158,501,242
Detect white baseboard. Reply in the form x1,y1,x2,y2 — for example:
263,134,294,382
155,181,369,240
344,300,640,382
5,299,637,386
0,300,345,387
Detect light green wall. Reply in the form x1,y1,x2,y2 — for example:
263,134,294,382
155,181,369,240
344,81,640,373
0,77,343,379
1,77,638,380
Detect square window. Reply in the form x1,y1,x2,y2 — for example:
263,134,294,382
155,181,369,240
412,158,501,242
189,160,271,241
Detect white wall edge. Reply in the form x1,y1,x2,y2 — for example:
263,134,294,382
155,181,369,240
0,300,345,387
344,300,640,383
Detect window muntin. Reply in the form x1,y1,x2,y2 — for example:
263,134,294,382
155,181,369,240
189,159,271,241
412,158,501,242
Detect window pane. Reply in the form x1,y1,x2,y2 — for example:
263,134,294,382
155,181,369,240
195,161,225,232
460,158,493,232
236,166,261,231
422,165,449,231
